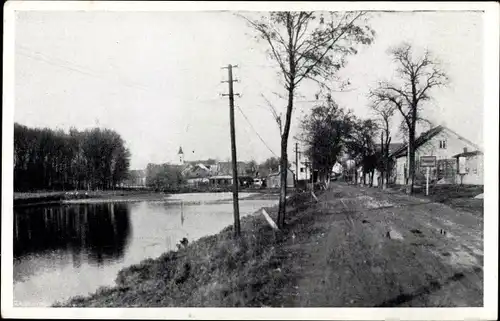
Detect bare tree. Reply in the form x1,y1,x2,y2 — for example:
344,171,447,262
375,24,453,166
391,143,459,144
242,11,374,228
370,43,448,194
369,100,395,189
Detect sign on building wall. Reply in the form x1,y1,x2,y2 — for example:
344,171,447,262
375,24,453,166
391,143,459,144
420,156,437,167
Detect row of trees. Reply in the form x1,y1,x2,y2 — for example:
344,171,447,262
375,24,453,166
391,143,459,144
245,11,375,228
145,163,184,190
243,11,447,229
14,123,130,191
299,95,382,187
300,43,447,191
369,43,448,193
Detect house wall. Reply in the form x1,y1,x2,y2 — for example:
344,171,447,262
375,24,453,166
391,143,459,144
395,157,407,185
296,150,309,181
456,155,483,185
209,178,233,186
267,170,295,188
186,178,209,186
296,165,309,181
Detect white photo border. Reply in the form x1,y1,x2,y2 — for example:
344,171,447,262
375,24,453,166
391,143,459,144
2,1,498,320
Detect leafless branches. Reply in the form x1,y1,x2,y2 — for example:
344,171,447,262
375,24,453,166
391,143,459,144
242,11,374,227
369,42,448,194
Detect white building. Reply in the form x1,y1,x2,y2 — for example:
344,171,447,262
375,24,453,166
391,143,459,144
295,146,310,181
390,125,482,185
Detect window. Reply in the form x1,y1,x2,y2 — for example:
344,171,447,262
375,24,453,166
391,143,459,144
439,140,447,149
300,168,304,173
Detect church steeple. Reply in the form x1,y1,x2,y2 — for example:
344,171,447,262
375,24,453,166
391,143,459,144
177,146,184,165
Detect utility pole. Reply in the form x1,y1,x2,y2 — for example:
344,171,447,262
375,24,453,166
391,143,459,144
380,131,384,189
221,64,241,237
295,142,299,187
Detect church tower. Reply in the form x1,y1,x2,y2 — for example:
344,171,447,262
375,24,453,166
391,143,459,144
178,146,184,165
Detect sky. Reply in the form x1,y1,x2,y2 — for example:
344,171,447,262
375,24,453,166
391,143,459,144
14,10,483,170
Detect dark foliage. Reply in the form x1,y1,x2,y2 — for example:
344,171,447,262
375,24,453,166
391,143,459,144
14,123,131,191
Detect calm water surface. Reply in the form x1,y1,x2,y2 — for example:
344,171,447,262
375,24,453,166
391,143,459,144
13,192,277,306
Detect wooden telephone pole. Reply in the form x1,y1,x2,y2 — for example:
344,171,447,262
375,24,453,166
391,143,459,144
222,64,241,236
295,142,299,187
381,131,384,189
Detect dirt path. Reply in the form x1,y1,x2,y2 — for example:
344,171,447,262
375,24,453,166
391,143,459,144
279,183,483,307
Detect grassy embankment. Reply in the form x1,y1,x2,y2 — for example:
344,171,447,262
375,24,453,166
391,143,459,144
54,183,483,307
390,184,483,216
54,191,315,307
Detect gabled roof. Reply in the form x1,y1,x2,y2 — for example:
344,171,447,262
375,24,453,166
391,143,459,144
453,150,483,158
391,125,481,158
376,143,405,154
195,163,209,171
217,161,247,174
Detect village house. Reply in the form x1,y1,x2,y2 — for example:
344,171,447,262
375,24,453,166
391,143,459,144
215,161,248,177
182,163,211,186
390,125,482,185
208,175,233,186
295,148,310,181
267,167,295,188
453,150,484,185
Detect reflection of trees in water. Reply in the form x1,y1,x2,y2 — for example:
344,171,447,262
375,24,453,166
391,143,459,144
14,203,131,265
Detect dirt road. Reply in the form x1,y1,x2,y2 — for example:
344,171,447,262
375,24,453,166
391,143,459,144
277,183,483,307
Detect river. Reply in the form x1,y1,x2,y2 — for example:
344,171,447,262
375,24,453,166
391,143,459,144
13,192,278,306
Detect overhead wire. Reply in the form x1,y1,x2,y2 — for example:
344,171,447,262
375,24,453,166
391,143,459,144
16,44,226,105
235,104,278,157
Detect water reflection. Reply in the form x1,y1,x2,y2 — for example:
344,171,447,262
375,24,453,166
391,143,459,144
13,194,278,306
14,203,131,266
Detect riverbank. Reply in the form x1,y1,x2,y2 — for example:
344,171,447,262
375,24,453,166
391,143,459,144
14,190,153,207
55,182,483,307
54,191,313,307
14,188,288,206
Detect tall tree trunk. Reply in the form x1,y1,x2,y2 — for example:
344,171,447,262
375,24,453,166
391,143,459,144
385,154,390,188
277,84,294,229
384,137,390,188
407,124,416,194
